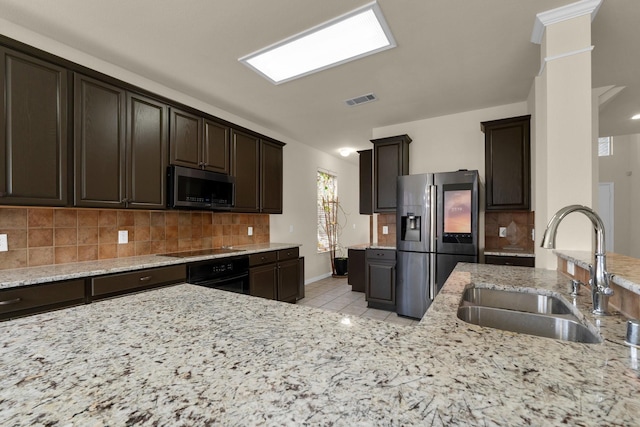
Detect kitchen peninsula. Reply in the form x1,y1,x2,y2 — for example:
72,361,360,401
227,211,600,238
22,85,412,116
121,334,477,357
1,261,638,425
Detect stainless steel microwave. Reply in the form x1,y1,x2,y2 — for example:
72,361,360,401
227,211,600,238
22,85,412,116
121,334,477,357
167,165,235,210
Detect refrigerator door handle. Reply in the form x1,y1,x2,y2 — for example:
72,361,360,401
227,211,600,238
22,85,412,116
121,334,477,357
429,253,437,301
429,185,437,250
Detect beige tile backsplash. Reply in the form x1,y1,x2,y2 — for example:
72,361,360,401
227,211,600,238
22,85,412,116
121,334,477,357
0,207,269,270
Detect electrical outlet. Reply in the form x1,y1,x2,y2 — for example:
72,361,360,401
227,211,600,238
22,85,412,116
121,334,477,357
0,234,7,252
531,229,535,241
289,225,294,233
382,226,389,235
248,226,253,236
567,261,575,276
118,230,128,244
499,227,507,237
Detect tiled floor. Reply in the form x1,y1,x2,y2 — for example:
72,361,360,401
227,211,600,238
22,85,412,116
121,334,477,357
297,276,419,326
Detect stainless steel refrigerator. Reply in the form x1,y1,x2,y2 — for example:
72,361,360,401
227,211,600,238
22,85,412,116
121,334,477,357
396,170,479,318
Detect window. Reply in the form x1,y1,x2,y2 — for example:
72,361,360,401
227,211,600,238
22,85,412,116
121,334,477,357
317,170,337,252
598,136,612,157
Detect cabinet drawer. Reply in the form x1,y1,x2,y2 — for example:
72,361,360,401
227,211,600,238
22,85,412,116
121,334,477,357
485,255,535,267
366,249,396,261
91,265,185,299
0,279,86,320
249,251,278,266
278,247,299,262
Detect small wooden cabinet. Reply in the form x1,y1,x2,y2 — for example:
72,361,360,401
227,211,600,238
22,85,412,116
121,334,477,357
485,255,534,267
358,150,373,215
0,47,68,206
365,248,396,310
169,108,230,175
249,248,299,302
481,115,531,211
0,279,86,321
90,265,185,300
74,74,168,209
371,135,411,213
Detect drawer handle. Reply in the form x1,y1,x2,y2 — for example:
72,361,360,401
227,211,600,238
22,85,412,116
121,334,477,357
139,276,152,282
0,297,21,306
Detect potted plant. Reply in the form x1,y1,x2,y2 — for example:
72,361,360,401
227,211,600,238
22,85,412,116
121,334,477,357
320,196,349,277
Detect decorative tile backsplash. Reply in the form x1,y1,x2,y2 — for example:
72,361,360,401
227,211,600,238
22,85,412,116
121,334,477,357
0,207,269,270
377,213,396,246
484,211,535,253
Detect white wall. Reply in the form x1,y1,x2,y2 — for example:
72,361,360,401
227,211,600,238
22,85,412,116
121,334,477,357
0,18,369,282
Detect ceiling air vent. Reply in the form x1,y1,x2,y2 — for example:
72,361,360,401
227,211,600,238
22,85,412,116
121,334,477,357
344,93,377,107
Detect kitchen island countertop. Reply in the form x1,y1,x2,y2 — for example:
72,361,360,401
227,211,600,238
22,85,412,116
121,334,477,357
1,262,638,425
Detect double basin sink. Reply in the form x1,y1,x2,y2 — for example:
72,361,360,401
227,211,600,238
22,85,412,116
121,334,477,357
457,287,602,344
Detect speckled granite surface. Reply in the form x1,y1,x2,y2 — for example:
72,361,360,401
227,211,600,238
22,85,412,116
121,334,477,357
484,250,535,257
0,243,299,290
556,250,640,295
1,263,638,425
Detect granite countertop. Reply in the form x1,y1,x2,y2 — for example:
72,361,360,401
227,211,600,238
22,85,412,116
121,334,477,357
1,263,638,425
348,243,396,250
555,250,640,295
0,243,300,290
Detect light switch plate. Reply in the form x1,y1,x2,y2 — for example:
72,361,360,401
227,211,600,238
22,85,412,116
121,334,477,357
567,261,575,276
118,230,128,244
382,226,389,235
248,226,253,236
499,227,507,237
0,234,7,252
289,225,294,233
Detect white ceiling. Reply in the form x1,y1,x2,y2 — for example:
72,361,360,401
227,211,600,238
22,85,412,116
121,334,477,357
0,0,637,160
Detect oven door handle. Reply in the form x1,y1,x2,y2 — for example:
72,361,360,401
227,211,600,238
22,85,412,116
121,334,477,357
192,272,249,286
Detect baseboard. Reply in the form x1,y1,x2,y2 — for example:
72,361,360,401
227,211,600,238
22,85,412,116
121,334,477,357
305,272,333,285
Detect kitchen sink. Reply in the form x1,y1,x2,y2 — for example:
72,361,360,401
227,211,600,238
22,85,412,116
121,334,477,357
458,287,602,344
461,287,573,315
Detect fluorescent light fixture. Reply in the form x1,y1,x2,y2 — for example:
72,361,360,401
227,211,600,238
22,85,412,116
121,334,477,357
632,113,640,120
239,2,395,84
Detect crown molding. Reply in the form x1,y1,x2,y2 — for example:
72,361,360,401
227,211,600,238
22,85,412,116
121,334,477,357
531,0,602,44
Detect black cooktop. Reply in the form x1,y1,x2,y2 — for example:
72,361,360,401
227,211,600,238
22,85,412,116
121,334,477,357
161,248,243,258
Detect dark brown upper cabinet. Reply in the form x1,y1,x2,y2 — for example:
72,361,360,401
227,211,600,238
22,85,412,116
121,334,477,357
261,140,283,214
358,149,373,215
231,129,284,214
74,74,167,209
481,115,531,211
371,135,411,213
0,47,68,206
231,129,260,212
169,108,230,175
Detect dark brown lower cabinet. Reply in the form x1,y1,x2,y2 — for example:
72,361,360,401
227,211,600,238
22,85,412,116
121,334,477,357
485,255,535,267
365,249,396,311
0,279,86,321
348,248,365,292
91,265,185,300
249,248,300,302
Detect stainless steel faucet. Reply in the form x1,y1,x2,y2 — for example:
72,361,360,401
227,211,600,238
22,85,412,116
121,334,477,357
541,205,613,315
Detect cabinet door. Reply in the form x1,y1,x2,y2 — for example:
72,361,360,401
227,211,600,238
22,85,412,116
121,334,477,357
372,135,411,213
366,261,395,306
231,130,260,212
358,149,373,215
169,108,202,169
278,258,299,302
127,93,168,209
482,115,531,211
261,140,283,214
74,74,126,207
0,48,68,206
250,263,277,300
347,249,366,292
203,119,230,174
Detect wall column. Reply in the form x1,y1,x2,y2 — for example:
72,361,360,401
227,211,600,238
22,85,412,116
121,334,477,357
532,0,601,269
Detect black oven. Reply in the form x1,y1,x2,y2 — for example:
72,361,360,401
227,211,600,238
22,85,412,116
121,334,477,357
187,256,250,295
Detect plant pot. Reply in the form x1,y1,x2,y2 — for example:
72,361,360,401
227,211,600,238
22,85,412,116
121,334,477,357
334,257,348,276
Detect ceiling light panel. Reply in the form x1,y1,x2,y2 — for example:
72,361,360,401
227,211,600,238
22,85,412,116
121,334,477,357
239,2,395,84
